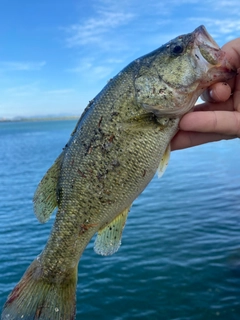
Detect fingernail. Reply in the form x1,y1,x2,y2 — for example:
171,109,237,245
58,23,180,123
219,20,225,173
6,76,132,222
209,89,214,99
200,89,214,102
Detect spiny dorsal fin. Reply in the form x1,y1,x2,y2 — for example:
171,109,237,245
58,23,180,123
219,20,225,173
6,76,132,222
157,144,170,178
33,152,64,223
94,206,131,256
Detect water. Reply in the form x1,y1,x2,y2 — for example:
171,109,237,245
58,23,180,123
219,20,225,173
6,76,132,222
0,120,240,320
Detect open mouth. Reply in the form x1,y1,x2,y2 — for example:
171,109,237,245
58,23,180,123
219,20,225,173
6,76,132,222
194,25,219,50
193,25,236,78
194,25,224,66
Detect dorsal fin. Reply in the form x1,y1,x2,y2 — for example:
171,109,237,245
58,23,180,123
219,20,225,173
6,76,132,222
94,206,131,256
157,144,170,178
33,152,64,223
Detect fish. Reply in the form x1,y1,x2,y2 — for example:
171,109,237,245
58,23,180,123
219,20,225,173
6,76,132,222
1,25,236,320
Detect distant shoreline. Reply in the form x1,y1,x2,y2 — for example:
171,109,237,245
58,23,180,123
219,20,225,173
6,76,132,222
0,116,79,123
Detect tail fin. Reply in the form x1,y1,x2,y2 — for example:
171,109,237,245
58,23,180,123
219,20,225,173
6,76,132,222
1,259,77,320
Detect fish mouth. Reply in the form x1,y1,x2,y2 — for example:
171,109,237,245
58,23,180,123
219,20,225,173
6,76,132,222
194,25,219,52
193,25,236,82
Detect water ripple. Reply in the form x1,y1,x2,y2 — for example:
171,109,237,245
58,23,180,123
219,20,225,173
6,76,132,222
0,122,240,319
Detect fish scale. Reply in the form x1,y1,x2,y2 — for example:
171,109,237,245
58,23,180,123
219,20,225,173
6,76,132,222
1,25,236,319
39,76,177,278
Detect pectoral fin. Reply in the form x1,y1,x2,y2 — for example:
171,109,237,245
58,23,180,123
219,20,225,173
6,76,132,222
94,206,131,256
33,152,64,223
157,144,170,178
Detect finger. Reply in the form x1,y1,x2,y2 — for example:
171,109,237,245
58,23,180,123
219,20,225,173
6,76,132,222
200,38,240,105
193,96,234,112
233,72,240,112
222,38,240,70
171,131,235,151
179,110,240,136
201,82,232,103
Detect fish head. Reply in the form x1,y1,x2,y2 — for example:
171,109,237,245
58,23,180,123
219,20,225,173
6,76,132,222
135,25,236,117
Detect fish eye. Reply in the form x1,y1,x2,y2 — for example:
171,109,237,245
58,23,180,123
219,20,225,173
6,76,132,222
171,44,184,55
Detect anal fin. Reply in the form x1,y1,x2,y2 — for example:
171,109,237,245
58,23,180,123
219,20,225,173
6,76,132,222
94,206,131,256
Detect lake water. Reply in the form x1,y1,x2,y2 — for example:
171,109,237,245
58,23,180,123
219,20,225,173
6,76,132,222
0,120,240,320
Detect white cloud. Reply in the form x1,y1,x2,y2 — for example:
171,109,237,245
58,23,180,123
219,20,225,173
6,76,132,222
0,83,81,118
188,17,240,43
4,83,40,96
66,11,135,48
0,61,46,71
67,61,114,80
2,84,75,99
44,89,75,95
215,0,240,7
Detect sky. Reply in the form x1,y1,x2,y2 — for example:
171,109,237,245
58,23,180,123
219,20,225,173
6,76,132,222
0,0,240,119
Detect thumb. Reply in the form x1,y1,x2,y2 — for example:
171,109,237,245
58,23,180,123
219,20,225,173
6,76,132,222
201,82,232,102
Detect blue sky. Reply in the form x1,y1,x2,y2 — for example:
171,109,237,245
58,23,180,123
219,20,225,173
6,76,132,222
1,0,240,119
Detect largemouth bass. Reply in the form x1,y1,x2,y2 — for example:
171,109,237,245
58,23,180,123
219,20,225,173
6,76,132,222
1,26,236,320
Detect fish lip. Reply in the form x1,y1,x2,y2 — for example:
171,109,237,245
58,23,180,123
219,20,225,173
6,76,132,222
193,25,237,78
194,25,220,50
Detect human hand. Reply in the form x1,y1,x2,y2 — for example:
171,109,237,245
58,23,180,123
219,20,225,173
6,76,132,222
171,38,240,151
